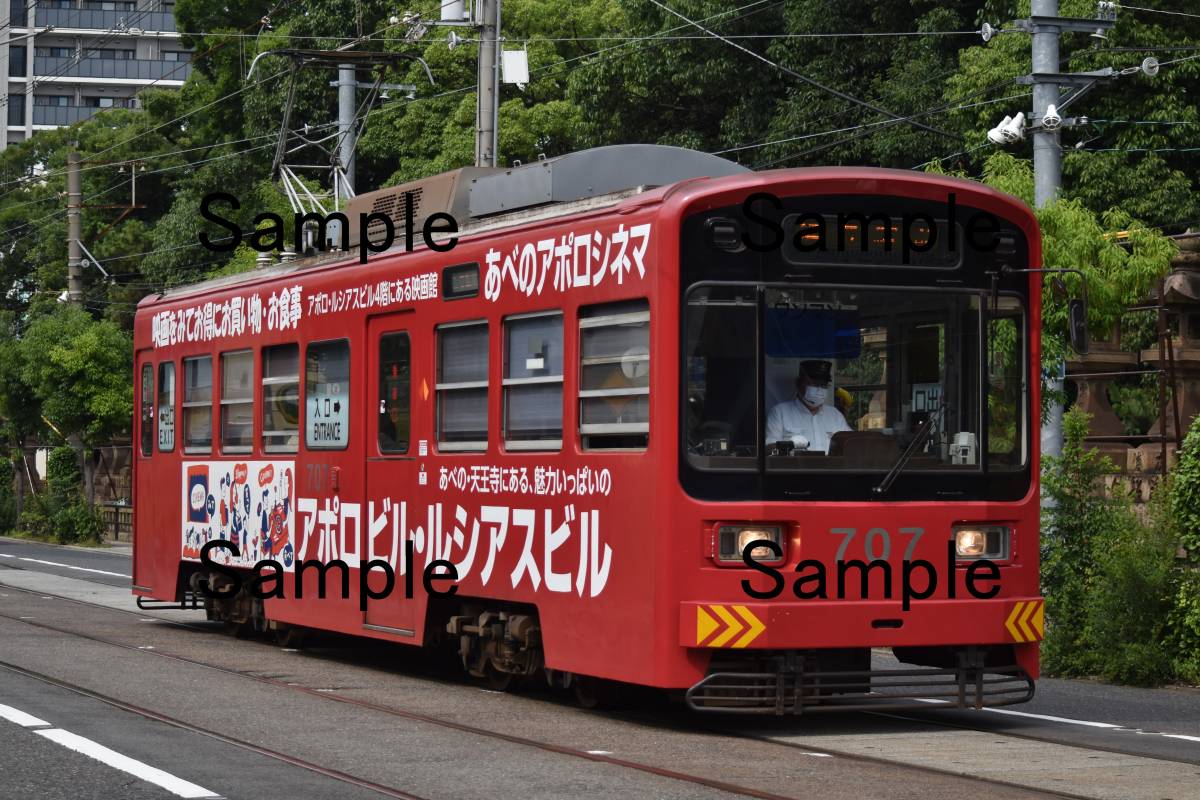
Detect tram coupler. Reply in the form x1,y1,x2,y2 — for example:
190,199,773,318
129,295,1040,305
136,591,203,611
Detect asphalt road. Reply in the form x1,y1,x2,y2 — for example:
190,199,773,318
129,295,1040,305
0,537,132,587
2,535,1198,800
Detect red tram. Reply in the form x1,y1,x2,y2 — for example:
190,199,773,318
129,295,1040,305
133,145,1044,712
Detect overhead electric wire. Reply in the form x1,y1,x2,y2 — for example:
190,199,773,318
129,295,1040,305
473,30,982,43
1,4,158,108
714,91,1032,158
1117,4,1200,22
0,67,291,192
751,74,1029,169
0,136,283,247
355,0,785,128
1077,146,1200,154
644,0,956,141
762,37,1200,171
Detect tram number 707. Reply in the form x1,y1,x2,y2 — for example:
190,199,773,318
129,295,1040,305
829,527,924,563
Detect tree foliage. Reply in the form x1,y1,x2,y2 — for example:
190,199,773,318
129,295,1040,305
18,306,131,448
0,0,1197,510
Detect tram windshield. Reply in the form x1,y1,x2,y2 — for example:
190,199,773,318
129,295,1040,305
684,285,1027,475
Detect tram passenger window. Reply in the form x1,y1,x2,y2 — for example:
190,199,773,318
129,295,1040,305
306,340,350,450
504,313,563,449
437,322,488,451
140,364,154,457
579,300,649,449
157,362,175,452
220,350,254,453
182,356,213,453
262,344,300,453
378,333,410,454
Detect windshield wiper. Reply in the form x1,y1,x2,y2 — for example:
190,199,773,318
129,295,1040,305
872,398,945,497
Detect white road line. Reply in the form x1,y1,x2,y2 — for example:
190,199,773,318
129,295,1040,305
0,703,49,727
917,697,1123,728
35,728,219,799
914,696,1200,742
10,556,130,579
979,707,1125,729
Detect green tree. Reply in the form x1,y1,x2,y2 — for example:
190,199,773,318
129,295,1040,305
934,152,1177,389
945,0,1200,232
0,314,42,525
18,307,132,505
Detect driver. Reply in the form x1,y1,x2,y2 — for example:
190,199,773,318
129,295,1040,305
765,359,850,454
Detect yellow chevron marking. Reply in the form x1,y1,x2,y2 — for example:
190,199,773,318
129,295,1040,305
731,605,765,648
1030,602,1045,639
1005,601,1027,642
709,604,744,648
1018,602,1038,641
696,606,719,645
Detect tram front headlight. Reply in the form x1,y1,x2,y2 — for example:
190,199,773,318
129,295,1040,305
716,524,784,564
953,525,1009,559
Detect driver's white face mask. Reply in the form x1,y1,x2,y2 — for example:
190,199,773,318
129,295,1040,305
803,385,827,407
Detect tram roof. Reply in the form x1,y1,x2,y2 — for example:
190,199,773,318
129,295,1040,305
141,151,1031,308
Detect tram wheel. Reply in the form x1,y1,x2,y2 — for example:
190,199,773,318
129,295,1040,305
572,675,619,709
483,663,516,692
274,625,306,649
223,619,250,638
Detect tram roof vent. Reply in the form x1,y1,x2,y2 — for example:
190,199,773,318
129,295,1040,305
467,145,748,218
344,166,501,249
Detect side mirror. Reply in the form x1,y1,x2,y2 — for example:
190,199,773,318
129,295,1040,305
1068,297,1090,355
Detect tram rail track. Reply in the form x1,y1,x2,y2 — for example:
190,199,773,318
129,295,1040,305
0,595,802,800
0,581,1167,800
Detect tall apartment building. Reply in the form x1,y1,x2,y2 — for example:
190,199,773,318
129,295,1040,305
0,0,192,150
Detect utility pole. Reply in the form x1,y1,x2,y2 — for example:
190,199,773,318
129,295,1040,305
66,150,83,304
338,63,357,191
1013,2,1116,457
1031,0,1061,209
1032,0,1064,458
475,0,499,168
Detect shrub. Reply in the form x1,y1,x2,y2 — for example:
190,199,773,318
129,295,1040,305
1041,407,1122,675
1169,569,1200,684
16,494,55,540
1085,485,1179,686
46,445,80,506
0,457,14,532
54,501,104,545
1173,417,1200,556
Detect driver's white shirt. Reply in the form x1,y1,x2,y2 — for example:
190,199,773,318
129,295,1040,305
765,398,850,454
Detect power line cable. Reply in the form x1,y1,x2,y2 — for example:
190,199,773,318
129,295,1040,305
466,30,982,43
644,0,957,140
1,5,158,108
1117,4,1200,22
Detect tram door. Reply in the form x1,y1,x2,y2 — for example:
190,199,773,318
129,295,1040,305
363,312,420,637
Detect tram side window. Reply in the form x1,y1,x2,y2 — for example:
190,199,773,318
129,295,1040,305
378,333,411,454
262,344,300,453
306,340,350,450
579,300,650,449
437,321,488,451
220,350,254,453
157,362,175,452
140,364,154,456
182,356,213,453
504,313,563,449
